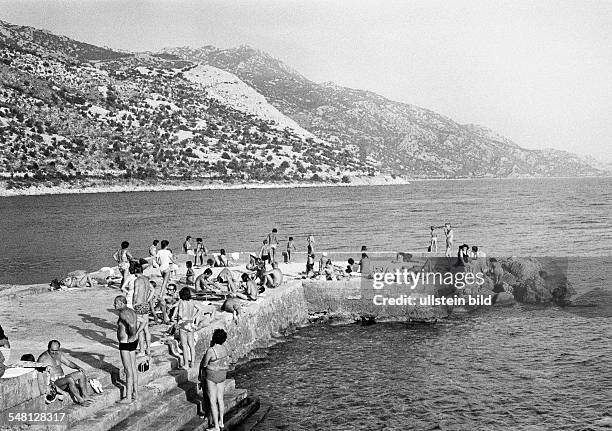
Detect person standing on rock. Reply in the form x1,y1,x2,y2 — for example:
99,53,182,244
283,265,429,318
267,228,279,262
444,223,454,257
199,329,232,431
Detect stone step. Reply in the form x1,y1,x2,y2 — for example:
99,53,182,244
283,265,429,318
68,372,188,431
232,400,271,431
108,379,237,431
179,396,260,431
64,352,186,430
142,388,248,431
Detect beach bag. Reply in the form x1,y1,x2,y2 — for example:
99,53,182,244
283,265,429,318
138,359,149,373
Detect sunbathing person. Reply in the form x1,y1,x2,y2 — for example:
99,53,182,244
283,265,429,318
216,268,238,293
234,273,258,301
62,270,95,288
194,269,215,292
246,254,259,271
214,249,229,267
324,259,336,280
263,262,283,288
37,340,92,405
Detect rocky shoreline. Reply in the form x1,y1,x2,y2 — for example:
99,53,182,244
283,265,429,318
0,175,409,197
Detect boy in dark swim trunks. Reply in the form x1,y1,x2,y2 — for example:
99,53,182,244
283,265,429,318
259,239,272,268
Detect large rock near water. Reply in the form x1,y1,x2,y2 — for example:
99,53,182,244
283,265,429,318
494,292,516,306
501,257,574,305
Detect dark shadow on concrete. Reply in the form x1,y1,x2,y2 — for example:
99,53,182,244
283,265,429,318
68,324,116,348
62,347,122,390
78,313,116,331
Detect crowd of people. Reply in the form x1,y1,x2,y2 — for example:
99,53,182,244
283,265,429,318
105,228,296,429
2,223,499,431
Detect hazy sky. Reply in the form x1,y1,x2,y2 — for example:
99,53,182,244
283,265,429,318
2,0,611,161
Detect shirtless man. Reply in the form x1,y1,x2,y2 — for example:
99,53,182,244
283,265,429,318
444,223,454,257
216,268,238,293
113,295,140,403
222,297,242,323
132,266,154,356
234,273,258,300
264,262,283,288
37,340,92,405
267,228,279,262
194,268,220,292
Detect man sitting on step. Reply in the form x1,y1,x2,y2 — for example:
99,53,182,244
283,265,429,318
38,340,92,406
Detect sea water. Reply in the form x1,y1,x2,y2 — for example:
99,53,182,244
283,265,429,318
236,306,612,431
1,177,610,285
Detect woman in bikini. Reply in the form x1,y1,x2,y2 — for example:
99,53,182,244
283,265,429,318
113,241,133,287
199,329,231,431
174,287,202,370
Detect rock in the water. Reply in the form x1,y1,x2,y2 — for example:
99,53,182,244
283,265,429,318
501,271,517,286
494,292,516,306
503,258,543,282
513,276,553,303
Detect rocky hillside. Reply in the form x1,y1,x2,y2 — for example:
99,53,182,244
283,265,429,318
0,20,376,189
165,46,607,178
0,20,606,192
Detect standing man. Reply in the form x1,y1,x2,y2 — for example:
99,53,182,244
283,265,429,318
37,340,92,405
444,223,454,257
113,295,139,403
156,240,175,293
267,228,279,262
132,266,154,355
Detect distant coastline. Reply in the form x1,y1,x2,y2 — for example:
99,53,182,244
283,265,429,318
2,175,610,197
0,175,410,197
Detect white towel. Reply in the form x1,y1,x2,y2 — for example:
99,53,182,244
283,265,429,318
231,252,240,261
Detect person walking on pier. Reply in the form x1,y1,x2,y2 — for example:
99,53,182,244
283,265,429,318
199,329,232,431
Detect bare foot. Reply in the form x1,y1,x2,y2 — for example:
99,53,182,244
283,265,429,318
117,398,133,404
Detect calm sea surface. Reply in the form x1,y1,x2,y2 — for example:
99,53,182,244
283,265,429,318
1,178,611,430
237,307,612,431
0,177,610,285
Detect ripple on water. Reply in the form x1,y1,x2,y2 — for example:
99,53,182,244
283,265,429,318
236,307,612,431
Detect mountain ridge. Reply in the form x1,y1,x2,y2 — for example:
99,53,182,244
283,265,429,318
0,19,607,194
164,45,606,178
